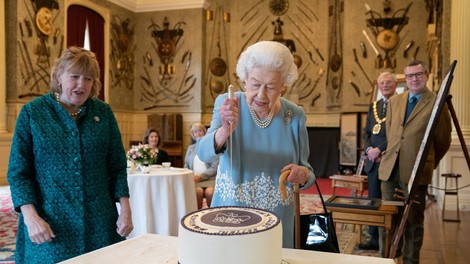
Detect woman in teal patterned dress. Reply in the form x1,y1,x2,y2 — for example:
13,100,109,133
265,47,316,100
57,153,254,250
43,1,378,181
196,41,315,248
7,47,133,263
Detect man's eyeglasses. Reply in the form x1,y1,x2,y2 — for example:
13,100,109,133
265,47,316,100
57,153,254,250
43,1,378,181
405,72,425,79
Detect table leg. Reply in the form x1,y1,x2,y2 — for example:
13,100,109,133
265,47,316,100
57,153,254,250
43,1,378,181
358,224,362,243
384,229,390,258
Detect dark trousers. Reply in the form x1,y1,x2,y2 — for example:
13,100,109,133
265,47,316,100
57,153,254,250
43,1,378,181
381,164,426,263
366,164,381,246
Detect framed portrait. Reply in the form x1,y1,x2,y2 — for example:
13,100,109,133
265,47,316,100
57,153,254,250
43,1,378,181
339,113,358,166
370,74,407,103
325,195,381,210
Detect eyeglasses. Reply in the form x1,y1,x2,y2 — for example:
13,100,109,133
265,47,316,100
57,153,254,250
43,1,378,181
405,72,425,79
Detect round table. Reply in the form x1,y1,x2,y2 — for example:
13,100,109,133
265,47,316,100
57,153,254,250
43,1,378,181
127,167,197,237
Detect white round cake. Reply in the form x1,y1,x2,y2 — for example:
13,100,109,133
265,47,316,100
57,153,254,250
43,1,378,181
178,206,282,264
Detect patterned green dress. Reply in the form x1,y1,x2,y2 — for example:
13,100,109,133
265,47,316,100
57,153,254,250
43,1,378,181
8,93,129,263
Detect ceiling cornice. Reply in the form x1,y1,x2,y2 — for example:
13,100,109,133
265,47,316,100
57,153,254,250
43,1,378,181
108,0,206,12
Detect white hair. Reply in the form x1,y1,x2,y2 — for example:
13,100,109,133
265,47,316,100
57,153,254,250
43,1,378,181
236,41,298,86
377,71,397,82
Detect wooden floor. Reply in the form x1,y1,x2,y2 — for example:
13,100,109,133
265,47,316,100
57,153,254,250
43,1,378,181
420,200,470,264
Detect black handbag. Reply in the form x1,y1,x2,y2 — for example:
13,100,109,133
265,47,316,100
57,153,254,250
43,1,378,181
299,180,340,253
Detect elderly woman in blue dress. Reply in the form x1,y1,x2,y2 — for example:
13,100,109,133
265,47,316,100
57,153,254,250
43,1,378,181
196,41,316,248
184,122,219,209
7,47,133,263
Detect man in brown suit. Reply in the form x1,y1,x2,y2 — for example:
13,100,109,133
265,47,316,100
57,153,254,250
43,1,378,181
378,60,452,264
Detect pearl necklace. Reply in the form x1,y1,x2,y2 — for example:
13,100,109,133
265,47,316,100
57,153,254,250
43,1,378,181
54,92,83,117
249,105,275,128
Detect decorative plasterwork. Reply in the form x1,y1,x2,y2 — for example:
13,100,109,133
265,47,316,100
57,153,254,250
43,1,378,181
108,0,205,12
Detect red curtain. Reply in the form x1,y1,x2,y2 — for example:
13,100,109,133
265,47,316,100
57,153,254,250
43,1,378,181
67,5,105,101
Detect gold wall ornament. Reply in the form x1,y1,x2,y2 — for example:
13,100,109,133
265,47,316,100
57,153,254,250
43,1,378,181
376,29,399,51
223,12,230,23
36,7,53,36
269,0,289,16
140,18,196,109
365,2,412,69
149,17,184,81
206,10,214,21
111,15,136,90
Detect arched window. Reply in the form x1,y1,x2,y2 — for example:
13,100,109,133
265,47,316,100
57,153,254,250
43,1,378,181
66,2,109,101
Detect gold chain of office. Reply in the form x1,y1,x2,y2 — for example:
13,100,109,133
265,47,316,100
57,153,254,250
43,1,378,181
372,101,386,134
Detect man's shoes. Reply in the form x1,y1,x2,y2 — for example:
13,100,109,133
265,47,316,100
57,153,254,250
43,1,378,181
357,241,379,250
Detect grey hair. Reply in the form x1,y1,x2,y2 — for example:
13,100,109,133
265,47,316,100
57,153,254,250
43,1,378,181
377,71,397,83
190,122,207,134
236,41,298,86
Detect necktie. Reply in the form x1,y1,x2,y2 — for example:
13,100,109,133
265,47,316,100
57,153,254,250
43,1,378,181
382,100,388,116
405,96,417,121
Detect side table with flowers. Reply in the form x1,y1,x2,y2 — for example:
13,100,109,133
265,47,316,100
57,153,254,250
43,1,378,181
127,144,158,173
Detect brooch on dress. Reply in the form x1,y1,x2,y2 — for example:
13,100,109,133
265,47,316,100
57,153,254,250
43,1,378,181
94,116,100,122
284,109,293,125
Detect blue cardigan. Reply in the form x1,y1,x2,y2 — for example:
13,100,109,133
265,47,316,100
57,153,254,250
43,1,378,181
196,92,315,248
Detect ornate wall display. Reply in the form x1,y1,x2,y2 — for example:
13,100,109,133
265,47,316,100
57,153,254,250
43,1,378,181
17,0,62,98
205,4,232,100
325,0,344,109
110,15,135,90
140,17,196,109
364,2,412,69
222,0,327,111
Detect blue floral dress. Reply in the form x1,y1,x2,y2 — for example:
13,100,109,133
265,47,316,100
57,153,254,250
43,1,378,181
196,92,315,248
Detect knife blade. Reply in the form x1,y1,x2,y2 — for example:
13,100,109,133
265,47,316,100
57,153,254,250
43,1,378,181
403,41,414,58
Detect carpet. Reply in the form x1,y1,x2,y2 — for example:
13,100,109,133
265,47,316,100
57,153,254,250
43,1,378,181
0,186,16,264
0,187,380,262
300,193,381,257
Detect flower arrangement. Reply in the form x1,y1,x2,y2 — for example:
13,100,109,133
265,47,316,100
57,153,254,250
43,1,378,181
126,144,157,165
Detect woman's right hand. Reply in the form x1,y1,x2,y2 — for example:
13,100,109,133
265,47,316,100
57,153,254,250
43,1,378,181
215,95,239,149
21,204,55,244
220,95,239,132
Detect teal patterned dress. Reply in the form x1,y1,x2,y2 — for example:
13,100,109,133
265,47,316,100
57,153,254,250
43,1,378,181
7,93,129,263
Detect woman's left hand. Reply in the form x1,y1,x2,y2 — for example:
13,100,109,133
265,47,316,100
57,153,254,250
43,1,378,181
194,175,201,183
281,164,311,185
116,198,134,237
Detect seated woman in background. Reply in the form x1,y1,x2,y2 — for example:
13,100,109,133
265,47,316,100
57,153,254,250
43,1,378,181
143,128,170,165
184,123,219,209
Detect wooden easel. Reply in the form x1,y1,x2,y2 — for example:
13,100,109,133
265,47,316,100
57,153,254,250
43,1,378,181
389,93,470,258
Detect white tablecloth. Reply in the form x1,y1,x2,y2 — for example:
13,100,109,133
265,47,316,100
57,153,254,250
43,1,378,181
127,167,197,237
60,234,395,264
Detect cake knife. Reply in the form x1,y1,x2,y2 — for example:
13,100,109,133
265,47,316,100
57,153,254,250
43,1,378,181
228,85,234,178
